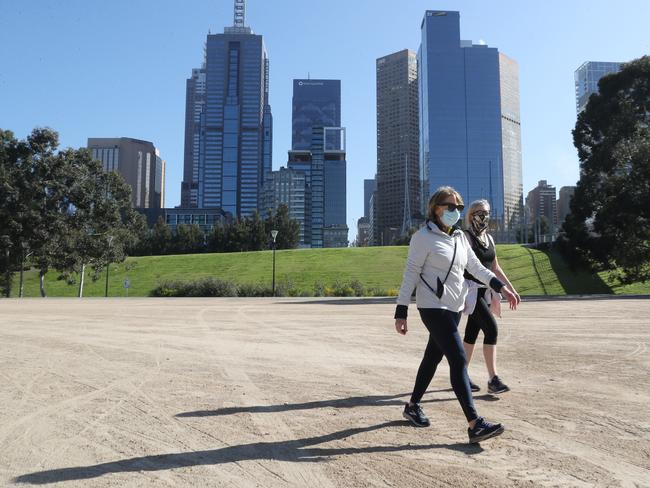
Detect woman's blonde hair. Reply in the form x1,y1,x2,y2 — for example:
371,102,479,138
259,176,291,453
427,186,464,221
465,199,491,227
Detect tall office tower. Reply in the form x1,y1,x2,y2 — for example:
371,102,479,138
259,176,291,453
376,49,420,245
288,127,347,248
575,61,623,113
181,67,205,208
526,180,557,228
262,167,307,244
88,137,165,209
284,79,347,247
557,185,576,225
183,0,273,217
418,11,523,239
292,79,341,150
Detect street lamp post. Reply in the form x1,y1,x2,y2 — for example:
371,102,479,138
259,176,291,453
271,230,278,296
104,235,114,298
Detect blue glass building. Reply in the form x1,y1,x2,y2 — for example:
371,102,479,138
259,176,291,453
292,80,341,150
574,61,622,113
418,11,523,237
184,1,272,218
288,127,347,248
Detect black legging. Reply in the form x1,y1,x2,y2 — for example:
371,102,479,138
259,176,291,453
464,288,499,345
410,308,478,422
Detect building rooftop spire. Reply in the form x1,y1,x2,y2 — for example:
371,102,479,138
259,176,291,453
224,0,252,34
233,0,245,28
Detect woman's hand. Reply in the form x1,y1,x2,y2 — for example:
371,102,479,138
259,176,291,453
501,286,519,311
511,287,521,305
395,319,408,335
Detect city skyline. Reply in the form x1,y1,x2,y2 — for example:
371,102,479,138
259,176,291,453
1,0,648,241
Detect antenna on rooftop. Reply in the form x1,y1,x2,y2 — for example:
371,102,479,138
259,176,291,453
233,0,246,28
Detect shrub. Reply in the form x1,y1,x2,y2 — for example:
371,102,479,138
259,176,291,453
150,278,237,297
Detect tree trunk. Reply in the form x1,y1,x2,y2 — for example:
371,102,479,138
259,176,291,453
78,263,85,298
39,269,47,298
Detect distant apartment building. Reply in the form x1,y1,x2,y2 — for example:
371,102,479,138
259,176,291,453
364,178,376,219
262,167,307,244
557,185,576,225
525,180,557,228
356,217,371,247
88,137,165,209
575,61,623,113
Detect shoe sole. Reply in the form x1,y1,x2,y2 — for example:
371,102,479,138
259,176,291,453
488,386,510,395
402,411,430,428
469,425,505,444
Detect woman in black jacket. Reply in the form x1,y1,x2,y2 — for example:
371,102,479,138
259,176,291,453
463,199,521,394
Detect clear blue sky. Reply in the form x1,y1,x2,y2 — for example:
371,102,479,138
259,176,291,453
1,1,648,241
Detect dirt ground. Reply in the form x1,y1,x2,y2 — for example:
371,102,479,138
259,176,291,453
0,297,648,487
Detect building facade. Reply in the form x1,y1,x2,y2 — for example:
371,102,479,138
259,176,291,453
183,0,273,217
181,67,205,208
262,167,307,244
363,178,376,218
88,137,165,209
356,217,370,246
287,127,348,248
525,180,557,229
418,10,523,240
557,185,576,225
139,207,230,233
575,61,623,113
376,49,420,243
292,79,341,150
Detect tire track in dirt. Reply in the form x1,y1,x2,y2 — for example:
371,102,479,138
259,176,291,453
197,305,337,488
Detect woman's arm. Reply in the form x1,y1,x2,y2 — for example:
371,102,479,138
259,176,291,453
492,254,521,303
394,231,428,320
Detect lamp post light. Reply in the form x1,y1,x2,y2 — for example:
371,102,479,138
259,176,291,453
271,229,278,296
104,235,114,298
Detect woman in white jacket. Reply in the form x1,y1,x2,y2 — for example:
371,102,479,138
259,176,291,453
394,186,518,444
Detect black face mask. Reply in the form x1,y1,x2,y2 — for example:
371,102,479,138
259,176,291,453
471,213,489,233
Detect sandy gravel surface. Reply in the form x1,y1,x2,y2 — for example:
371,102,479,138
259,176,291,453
0,297,648,487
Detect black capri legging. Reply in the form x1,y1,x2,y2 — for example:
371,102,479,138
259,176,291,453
464,288,498,345
410,308,478,422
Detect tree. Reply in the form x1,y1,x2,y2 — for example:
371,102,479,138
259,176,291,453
173,223,205,254
150,216,173,255
266,204,300,250
562,56,650,283
0,128,145,296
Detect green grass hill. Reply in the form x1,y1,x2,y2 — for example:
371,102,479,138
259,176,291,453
15,245,649,297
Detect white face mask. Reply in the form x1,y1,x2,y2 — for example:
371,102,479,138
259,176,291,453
441,209,461,227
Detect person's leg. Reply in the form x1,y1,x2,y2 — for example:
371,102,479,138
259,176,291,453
422,309,478,424
463,314,480,364
483,344,497,379
472,295,499,379
409,328,444,405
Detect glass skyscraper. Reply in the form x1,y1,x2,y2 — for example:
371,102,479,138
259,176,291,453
182,1,272,217
575,61,623,113
292,79,341,150
418,11,523,237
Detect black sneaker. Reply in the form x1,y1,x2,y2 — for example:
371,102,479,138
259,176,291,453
402,402,430,427
468,417,505,443
469,378,481,392
488,375,510,394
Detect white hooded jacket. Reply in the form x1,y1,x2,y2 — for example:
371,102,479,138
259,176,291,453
396,222,501,315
